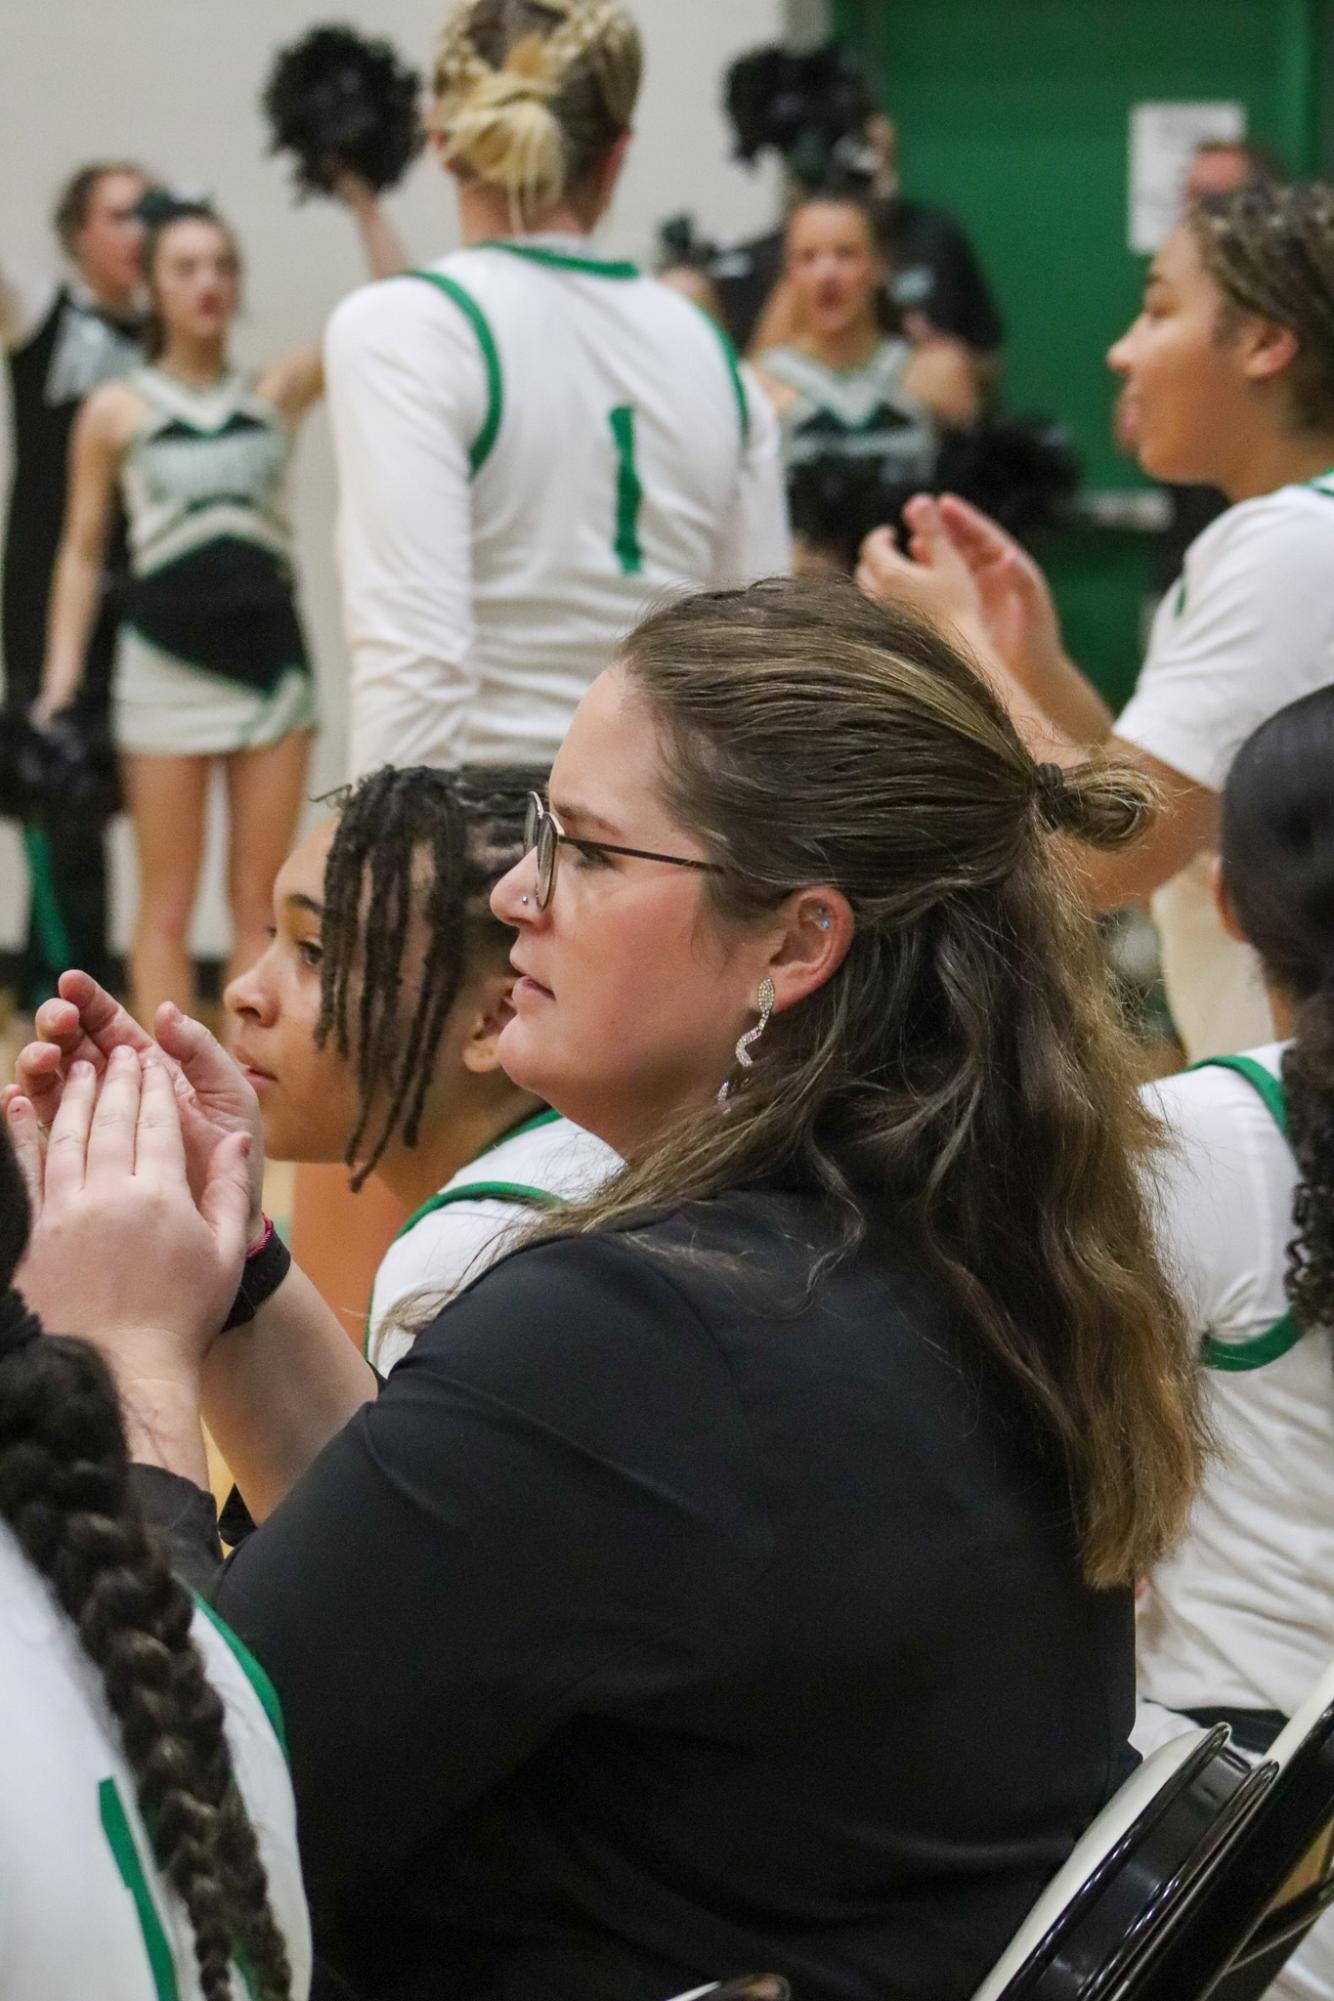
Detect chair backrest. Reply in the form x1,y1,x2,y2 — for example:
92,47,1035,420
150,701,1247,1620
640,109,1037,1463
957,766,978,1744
1150,1658,1334,2001
972,1726,1274,2001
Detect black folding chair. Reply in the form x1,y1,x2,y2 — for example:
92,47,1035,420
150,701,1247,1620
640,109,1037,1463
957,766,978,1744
972,1725,1274,2000
1143,1662,1334,2000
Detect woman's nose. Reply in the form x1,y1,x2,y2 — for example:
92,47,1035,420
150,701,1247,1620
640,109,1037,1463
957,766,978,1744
224,956,275,1024
491,850,541,925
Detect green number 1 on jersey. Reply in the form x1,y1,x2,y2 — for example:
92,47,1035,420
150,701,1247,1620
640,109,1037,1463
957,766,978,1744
608,405,644,575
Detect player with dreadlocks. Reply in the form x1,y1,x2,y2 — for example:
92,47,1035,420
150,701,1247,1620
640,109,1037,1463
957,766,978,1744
0,1101,310,1999
228,762,617,1370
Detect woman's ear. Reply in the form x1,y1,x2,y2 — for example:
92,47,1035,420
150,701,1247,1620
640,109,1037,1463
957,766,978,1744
765,887,855,1016
459,970,518,1075
1209,854,1249,945
1240,315,1301,388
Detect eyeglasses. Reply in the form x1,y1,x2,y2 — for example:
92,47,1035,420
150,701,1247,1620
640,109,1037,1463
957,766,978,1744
523,792,723,911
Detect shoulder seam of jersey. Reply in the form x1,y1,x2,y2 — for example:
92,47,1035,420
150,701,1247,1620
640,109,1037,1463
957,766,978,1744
404,268,504,475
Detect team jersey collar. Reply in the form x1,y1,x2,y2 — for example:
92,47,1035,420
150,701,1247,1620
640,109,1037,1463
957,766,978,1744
475,233,640,280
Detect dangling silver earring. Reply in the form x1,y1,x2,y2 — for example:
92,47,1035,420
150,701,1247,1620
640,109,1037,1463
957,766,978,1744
717,976,776,1106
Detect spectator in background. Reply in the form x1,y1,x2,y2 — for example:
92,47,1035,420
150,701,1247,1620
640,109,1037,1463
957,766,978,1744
662,41,1004,387
754,188,977,571
2,162,150,1013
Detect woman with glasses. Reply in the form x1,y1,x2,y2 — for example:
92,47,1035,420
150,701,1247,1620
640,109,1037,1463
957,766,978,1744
11,577,1205,2001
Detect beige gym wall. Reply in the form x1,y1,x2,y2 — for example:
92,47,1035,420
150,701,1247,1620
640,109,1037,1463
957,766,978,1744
0,0,787,961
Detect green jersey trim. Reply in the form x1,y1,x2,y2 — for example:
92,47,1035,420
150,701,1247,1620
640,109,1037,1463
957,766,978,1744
406,269,504,474
99,1778,179,2000
474,240,641,280
687,301,751,450
1201,1317,1304,1371
1188,1054,1303,1372
191,1592,290,1765
364,1109,566,1354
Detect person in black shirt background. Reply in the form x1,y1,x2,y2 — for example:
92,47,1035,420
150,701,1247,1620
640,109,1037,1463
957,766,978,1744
14,576,1206,2001
1,162,150,1010
661,41,1004,383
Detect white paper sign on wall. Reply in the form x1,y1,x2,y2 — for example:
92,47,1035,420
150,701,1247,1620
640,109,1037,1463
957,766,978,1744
1128,100,1246,254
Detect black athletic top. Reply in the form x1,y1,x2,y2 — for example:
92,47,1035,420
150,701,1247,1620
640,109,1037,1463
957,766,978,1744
2,284,141,706
138,1186,1135,2001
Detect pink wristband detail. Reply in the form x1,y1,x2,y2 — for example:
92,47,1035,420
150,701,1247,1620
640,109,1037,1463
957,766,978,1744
246,1215,274,1261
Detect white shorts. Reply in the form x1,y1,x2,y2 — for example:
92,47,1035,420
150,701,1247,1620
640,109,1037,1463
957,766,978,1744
113,628,316,758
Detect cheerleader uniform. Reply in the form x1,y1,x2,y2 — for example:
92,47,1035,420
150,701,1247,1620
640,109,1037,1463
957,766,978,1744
114,366,315,757
2,271,143,999
757,336,939,487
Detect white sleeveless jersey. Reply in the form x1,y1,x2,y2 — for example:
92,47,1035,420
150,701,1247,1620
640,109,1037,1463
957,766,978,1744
326,236,791,775
0,1526,311,2000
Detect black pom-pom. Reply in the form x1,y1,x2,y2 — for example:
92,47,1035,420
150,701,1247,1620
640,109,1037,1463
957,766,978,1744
787,416,1082,573
261,24,424,200
724,41,875,184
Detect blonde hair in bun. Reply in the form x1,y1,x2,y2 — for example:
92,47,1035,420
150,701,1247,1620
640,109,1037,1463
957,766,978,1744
434,0,642,222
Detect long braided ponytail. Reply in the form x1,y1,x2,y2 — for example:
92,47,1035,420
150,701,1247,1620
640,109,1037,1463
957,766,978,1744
0,1130,294,2001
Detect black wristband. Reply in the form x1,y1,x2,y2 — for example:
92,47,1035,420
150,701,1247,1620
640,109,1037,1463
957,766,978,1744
222,1218,292,1332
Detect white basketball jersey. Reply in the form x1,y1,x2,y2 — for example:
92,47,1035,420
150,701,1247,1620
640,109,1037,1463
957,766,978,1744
328,237,791,773
0,1526,311,1999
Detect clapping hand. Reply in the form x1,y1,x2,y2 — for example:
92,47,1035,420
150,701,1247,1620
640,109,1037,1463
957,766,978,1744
2,970,266,1245
859,494,1068,699
12,1048,251,1381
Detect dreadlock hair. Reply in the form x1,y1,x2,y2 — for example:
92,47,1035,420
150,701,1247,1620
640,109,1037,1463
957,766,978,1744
1191,180,1334,431
1219,685,1334,1337
0,1127,292,2001
317,762,545,1189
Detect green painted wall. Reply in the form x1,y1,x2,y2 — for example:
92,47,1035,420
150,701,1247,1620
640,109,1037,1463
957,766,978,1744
829,0,1332,705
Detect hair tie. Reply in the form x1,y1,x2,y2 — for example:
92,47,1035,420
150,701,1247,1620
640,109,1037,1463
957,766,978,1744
1035,761,1070,829
0,1288,41,1366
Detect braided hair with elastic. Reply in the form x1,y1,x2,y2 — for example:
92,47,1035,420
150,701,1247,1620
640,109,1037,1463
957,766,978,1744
0,1130,292,2000
316,762,544,1189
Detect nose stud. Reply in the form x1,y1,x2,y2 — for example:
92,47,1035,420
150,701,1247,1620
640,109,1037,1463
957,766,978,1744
521,895,530,906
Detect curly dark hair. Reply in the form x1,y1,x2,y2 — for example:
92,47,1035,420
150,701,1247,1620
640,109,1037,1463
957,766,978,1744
0,1130,292,2001
316,762,546,1188
1191,180,1334,431
1219,684,1334,1333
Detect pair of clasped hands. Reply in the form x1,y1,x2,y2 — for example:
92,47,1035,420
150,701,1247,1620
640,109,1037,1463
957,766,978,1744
3,972,268,1393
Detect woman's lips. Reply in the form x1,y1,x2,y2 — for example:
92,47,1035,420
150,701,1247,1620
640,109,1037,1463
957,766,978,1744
511,958,554,1001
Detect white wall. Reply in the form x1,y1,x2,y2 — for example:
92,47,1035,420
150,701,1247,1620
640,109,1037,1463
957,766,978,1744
0,0,786,959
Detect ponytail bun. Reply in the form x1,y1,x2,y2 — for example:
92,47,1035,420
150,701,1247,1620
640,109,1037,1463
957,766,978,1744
434,1,642,222
1034,756,1157,850
442,31,567,212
